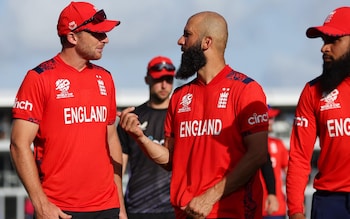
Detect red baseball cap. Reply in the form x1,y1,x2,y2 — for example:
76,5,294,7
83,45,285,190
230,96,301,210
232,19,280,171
306,7,350,38
147,56,176,79
57,1,120,36
268,105,280,119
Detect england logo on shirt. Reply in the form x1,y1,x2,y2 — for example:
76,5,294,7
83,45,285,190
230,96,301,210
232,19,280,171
96,75,107,96
217,88,230,108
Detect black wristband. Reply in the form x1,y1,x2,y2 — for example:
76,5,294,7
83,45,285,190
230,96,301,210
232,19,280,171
261,153,276,195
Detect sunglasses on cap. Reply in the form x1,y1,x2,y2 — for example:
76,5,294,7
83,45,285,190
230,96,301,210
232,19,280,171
72,9,106,32
149,62,175,72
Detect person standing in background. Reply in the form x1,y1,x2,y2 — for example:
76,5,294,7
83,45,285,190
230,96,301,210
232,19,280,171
262,106,288,219
117,56,176,219
25,197,34,219
119,11,268,219
10,2,126,219
287,6,350,219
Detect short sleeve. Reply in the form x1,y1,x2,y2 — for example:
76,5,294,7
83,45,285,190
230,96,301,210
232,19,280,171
12,70,45,124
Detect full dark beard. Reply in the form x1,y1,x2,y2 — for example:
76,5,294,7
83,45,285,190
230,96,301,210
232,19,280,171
320,49,350,95
176,43,206,80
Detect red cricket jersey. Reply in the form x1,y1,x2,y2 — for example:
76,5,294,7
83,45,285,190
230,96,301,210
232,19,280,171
287,77,350,216
12,54,119,211
261,136,288,216
165,65,268,218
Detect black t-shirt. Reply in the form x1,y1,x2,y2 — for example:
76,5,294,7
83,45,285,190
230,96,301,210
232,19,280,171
117,102,174,213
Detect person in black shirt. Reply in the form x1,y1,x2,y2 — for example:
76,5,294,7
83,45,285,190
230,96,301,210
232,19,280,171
117,56,176,219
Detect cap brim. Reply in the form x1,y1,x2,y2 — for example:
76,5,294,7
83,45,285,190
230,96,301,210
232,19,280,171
306,25,348,38
84,20,120,33
148,70,175,79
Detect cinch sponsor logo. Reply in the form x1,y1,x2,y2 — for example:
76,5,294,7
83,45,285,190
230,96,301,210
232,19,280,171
294,116,308,127
248,112,268,125
13,98,33,111
64,106,107,124
179,119,222,137
327,118,350,137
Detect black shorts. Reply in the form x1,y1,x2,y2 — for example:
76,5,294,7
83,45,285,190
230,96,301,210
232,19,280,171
311,190,350,219
127,212,175,219
34,208,119,219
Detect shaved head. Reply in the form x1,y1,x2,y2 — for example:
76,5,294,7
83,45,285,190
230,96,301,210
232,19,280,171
176,11,228,79
190,11,228,52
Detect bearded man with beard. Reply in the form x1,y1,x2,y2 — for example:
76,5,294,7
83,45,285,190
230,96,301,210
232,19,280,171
175,41,206,80
287,6,350,219
119,11,269,219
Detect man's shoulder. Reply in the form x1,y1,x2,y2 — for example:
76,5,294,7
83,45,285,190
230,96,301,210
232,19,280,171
31,58,57,74
87,62,111,75
134,102,149,112
298,76,321,99
173,77,199,91
308,76,321,87
225,69,255,85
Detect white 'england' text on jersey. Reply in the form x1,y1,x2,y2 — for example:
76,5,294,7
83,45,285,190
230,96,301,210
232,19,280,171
327,118,350,137
179,119,222,137
64,106,107,124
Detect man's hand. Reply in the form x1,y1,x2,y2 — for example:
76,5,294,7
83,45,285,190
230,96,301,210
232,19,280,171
290,213,306,219
118,107,143,139
34,200,71,219
182,188,220,219
119,210,128,219
264,194,279,215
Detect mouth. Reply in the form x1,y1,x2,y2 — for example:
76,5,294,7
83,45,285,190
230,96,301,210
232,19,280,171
322,55,332,62
159,90,169,96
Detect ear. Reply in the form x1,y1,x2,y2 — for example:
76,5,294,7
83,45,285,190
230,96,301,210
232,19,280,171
145,76,150,85
202,36,212,50
67,32,78,45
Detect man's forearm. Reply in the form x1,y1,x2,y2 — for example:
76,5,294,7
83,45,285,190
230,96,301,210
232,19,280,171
10,143,48,209
135,135,170,165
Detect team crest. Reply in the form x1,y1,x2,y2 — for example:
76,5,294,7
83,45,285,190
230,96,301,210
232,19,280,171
96,75,107,96
324,10,336,24
217,88,230,108
68,21,78,31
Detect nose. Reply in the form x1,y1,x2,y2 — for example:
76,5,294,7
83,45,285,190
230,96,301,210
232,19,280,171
321,42,330,54
102,36,109,44
178,36,185,46
161,80,167,87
